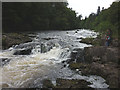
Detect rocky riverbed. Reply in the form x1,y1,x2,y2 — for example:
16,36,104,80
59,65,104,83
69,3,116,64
42,46,119,88
69,36,120,88
41,31,119,88
2,33,32,50
1,30,119,89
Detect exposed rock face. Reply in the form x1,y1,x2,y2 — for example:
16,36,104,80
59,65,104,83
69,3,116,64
81,46,119,88
2,33,32,50
84,46,119,64
111,38,119,47
42,79,54,88
42,78,91,88
69,46,119,88
87,62,119,88
13,48,32,55
55,78,91,88
70,48,84,63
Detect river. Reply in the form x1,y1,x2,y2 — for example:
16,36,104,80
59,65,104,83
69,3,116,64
0,29,109,88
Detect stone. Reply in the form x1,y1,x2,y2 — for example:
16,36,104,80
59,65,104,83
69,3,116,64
14,48,32,55
0,58,11,66
70,48,84,63
55,78,91,88
42,79,54,88
2,33,32,50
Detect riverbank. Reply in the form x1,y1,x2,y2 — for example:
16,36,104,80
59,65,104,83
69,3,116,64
42,78,91,88
2,33,32,50
41,32,119,88
69,34,120,88
42,47,119,88
1,31,119,88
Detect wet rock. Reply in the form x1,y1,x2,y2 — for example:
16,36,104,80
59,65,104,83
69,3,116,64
61,61,66,64
76,37,82,39
69,62,88,70
69,45,119,88
13,48,32,55
70,48,84,63
75,31,78,33
84,46,106,63
80,36,104,46
2,83,9,88
69,62,119,88
87,62,119,88
41,44,52,53
42,79,54,88
63,64,67,67
2,33,32,50
55,78,91,88
0,58,11,66
42,37,57,40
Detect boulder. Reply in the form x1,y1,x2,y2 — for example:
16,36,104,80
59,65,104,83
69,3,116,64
84,46,119,64
14,48,32,55
2,33,32,50
79,46,120,88
0,58,11,66
55,78,91,88
42,79,54,88
111,39,119,47
70,48,84,63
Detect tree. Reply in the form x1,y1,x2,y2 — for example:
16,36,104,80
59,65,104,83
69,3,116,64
2,2,80,32
79,1,120,39
97,6,101,16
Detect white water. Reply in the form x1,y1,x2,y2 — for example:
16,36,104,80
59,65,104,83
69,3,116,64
0,29,109,88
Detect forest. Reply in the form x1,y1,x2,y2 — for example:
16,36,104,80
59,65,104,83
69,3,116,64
80,1,120,39
2,2,80,32
2,1,120,39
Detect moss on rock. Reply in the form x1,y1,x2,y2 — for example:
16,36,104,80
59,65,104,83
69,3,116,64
55,78,91,88
2,33,32,50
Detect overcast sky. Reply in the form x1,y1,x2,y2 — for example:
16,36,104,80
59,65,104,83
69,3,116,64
67,0,116,19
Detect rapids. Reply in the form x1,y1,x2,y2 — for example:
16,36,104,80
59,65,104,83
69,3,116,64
0,29,109,88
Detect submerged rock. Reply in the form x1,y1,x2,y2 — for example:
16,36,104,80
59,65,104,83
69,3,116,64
0,58,11,66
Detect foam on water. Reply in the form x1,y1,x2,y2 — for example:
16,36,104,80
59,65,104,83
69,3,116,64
0,29,109,88
1,46,69,87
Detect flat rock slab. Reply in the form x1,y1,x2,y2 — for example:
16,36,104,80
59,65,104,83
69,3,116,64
55,78,91,88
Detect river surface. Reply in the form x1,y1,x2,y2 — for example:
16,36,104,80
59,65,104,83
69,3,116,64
0,29,109,88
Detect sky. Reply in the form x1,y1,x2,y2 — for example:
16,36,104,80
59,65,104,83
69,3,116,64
67,0,116,19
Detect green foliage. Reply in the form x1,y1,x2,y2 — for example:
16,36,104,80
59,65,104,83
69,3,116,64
3,2,80,32
80,1,119,39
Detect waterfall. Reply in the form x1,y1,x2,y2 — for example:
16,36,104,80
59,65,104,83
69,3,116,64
0,29,108,88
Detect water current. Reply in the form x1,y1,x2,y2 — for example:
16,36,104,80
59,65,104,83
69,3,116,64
0,29,109,88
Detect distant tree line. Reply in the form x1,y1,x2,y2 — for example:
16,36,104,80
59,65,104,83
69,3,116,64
80,1,120,38
3,1,119,39
2,2,80,32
